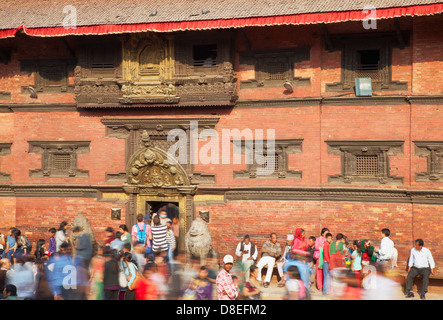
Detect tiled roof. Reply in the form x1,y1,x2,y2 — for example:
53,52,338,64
0,0,442,29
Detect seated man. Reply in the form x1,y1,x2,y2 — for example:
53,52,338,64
256,233,281,288
235,234,258,281
405,239,435,300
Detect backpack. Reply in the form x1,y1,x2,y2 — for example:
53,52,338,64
135,223,148,245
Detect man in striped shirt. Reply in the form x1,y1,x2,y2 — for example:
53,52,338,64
151,215,168,253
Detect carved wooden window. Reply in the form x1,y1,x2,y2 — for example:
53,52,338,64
20,59,75,94
233,139,303,180
414,141,443,182
325,32,408,92
326,140,404,185
239,47,311,89
0,143,11,182
28,141,90,178
193,44,217,67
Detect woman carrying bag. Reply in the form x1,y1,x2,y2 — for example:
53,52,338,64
122,252,142,300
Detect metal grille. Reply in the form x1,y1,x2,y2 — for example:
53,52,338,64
355,68,381,82
356,155,378,176
53,154,71,170
255,154,279,172
265,62,287,80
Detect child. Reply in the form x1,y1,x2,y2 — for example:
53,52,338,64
180,279,198,300
285,265,306,300
135,263,158,300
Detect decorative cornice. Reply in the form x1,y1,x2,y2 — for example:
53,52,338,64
235,95,443,108
197,186,443,205
2,184,443,205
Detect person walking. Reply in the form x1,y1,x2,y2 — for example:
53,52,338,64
405,239,436,299
103,247,120,300
216,255,239,300
256,233,282,288
151,215,168,254
242,265,262,300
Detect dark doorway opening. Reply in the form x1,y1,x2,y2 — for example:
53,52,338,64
146,201,179,221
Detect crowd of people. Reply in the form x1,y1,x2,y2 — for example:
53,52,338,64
0,214,437,300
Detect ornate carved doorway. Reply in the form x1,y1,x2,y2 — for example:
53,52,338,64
123,130,195,252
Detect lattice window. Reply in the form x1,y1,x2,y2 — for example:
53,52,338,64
356,155,378,176
264,62,287,80
255,154,279,171
53,154,71,170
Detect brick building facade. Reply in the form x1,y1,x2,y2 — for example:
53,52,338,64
0,1,442,275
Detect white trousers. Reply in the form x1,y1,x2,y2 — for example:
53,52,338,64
256,256,276,283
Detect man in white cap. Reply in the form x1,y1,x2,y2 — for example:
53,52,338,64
216,254,239,300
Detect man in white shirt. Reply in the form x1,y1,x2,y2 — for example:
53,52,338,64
235,235,257,281
375,228,394,265
405,239,436,299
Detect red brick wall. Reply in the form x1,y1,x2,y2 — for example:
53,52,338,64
13,197,126,247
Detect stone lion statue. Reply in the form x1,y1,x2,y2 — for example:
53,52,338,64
185,210,218,265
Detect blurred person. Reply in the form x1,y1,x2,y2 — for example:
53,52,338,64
374,228,395,266
2,228,16,261
0,231,4,256
72,226,92,270
2,284,20,300
231,275,241,299
362,263,401,300
33,260,54,300
195,266,213,300
256,233,281,288
0,258,12,298
340,270,362,300
47,228,57,255
314,227,329,292
103,247,120,300
135,262,158,300
11,254,36,300
235,234,257,281
168,251,186,300
131,213,152,248
351,240,363,287
322,232,333,295
165,219,176,265
55,221,68,253
110,231,123,252
104,227,115,247
242,265,262,300
284,265,306,300
151,215,168,254
150,256,168,300
46,242,73,300
405,239,436,299
180,278,198,300
276,234,293,287
172,215,180,256
216,254,238,300
122,252,139,300
119,224,132,251
133,243,147,272
89,245,105,300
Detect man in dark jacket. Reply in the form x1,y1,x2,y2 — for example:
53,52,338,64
235,234,258,280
